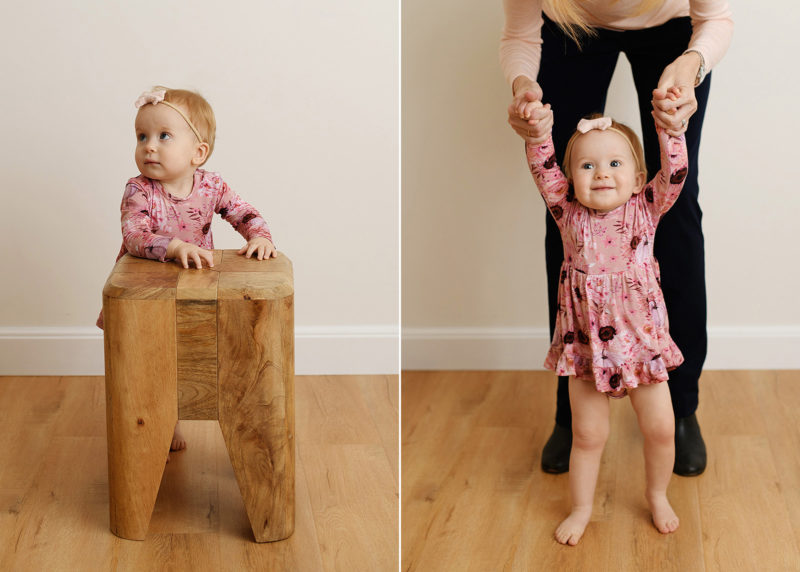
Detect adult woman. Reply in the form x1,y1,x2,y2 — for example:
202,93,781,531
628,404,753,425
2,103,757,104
501,0,733,476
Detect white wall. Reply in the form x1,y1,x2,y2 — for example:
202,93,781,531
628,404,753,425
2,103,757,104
402,1,800,369
0,0,398,375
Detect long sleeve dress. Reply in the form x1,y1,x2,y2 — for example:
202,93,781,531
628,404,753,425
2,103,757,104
526,128,688,396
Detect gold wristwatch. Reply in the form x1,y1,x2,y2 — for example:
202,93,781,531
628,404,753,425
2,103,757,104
683,49,706,86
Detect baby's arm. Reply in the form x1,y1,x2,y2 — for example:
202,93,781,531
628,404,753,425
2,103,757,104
120,182,213,268
215,181,276,259
525,112,571,224
120,183,173,262
643,125,689,217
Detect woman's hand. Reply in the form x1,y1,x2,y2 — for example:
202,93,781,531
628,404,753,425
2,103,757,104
167,239,215,269
238,236,277,260
652,51,702,136
508,75,553,144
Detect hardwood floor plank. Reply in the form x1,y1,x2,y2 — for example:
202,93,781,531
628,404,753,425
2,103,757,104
402,372,498,570
699,371,800,570
0,375,396,571
358,375,400,483
301,443,398,572
759,371,800,552
402,370,800,571
296,376,383,446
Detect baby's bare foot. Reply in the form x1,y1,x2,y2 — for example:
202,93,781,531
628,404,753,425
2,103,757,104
170,422,187,452
648,493,679,534
555,506,592,546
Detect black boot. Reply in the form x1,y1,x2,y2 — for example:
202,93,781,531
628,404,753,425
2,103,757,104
674,413,706,476
541,423,572,474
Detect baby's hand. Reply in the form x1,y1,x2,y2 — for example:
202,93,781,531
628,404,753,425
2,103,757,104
238,236,277,260
519,99,543,120
167,239,215,269
524,103,553,145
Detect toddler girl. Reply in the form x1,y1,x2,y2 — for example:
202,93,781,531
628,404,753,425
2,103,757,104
99,86,277,453
524,101,688,545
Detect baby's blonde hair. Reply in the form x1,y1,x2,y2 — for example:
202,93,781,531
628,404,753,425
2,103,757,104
562,114,646,180
544,0,664,44
155,86,217,164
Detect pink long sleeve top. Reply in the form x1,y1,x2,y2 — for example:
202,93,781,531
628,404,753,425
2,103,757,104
500,0,733,85
117,168,273,262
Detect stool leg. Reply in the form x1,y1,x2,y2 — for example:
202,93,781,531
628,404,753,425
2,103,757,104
103,296,177,540
218,296,295,542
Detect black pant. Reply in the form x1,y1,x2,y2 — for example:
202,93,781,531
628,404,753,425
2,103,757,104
536,16,710,426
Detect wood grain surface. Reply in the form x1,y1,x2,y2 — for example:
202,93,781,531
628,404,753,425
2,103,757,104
403,370,800,572
102,250,296,543
218,295,296,542
103,297,177,540
0,375,397,571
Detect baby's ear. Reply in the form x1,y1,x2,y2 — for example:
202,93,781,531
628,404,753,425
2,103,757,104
631,171,646,193
192,142,210,166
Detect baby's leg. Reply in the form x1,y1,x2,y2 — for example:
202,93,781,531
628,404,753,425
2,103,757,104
555,377,610,546
629,382,679,534
171,421,187,452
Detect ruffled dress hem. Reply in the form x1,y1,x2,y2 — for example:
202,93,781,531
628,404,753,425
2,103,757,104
544,344,684,398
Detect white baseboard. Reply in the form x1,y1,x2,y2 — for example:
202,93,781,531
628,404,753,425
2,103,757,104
402,326,800,370
0,326,398,376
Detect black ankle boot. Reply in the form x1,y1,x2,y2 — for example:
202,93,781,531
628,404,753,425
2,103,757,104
674,413,707,476
541,423,572,474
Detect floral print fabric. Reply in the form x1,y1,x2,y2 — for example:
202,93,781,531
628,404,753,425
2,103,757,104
527,128,688,396
117,169,272,262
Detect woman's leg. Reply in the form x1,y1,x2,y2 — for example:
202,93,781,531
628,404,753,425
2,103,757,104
625,17,709,475
555,377,610,546
537,19,622,472
628,382,680,534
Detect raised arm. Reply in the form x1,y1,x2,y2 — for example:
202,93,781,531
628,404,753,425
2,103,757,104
643,127,689,217
526,135,572,226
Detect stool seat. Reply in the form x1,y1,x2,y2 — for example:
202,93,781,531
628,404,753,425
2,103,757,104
102,250,294,542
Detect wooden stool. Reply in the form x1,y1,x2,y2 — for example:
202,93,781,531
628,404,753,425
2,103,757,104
102,250,294,542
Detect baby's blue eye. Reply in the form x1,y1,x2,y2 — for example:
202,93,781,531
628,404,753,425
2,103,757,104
159,132,171,140
610,160,621,167
581,162,594,170
137,133,146,142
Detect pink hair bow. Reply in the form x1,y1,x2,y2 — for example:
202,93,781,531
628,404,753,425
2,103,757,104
577,116,612,133
134,89,167,109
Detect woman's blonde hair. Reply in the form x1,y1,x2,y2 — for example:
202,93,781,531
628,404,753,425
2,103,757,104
544,0,664,44
562,114,646,180
156,86,217,164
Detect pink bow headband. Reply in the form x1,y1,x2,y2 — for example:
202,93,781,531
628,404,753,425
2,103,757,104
134,89,203,143
576,116,612,133
574,115,640,162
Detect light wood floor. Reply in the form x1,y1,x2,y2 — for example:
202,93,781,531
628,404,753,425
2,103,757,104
402,370,800,571
0,375,398,572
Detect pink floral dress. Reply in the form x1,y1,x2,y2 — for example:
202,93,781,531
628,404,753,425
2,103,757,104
527,128,688,397
117,168,272,262
96,169,273,328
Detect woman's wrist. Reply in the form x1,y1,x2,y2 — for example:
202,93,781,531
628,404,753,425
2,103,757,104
512,75,536,97
675,51,703,87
